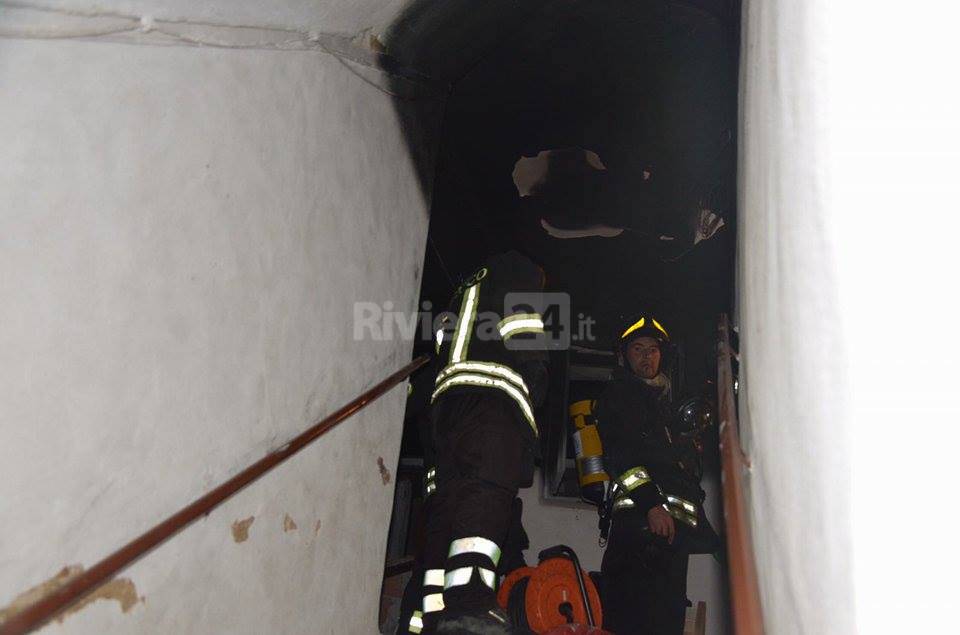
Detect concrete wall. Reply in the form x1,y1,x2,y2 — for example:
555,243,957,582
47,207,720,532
0,3,441,632
519,471,728,634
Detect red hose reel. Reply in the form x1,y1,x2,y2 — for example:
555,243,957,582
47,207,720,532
497,545,609,634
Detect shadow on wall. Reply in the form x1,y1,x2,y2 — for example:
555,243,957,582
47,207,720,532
380,0,548,200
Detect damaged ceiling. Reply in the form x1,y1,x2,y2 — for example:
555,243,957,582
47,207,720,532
384,0,740,365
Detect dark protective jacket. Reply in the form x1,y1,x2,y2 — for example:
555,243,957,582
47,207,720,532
431,251,548,443
595,367,676,513
595,367,719,552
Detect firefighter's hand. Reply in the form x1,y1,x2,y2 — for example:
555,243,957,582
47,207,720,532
647,506,675,544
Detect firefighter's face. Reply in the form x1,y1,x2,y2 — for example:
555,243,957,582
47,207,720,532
625,337,661,379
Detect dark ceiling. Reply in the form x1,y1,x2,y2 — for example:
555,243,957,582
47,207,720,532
385,0,740,375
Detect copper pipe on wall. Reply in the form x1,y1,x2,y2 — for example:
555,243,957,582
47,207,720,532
0,355,430,635
717,314,764,633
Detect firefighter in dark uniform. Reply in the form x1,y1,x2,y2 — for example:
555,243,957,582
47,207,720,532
595,315,717,635
397,357,443,635
400,497,531,634
397,363,530,635
420,251,548,634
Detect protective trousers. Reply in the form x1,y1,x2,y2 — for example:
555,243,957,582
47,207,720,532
601,509,690,635
397,498,529,634
420,392,535,628
397,487,437,634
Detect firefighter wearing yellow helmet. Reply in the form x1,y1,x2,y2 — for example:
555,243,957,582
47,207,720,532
594,313,694,634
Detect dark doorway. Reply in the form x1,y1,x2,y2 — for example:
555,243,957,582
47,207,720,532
378,2,739,631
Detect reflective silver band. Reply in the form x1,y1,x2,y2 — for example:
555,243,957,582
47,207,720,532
477,567,497,590
450,283,480,363
424,465,437,497
409,611,424,633
502,325,545,339
498,312,543,327
613,498,635,510
618,466,651,491
448,536,502,567
436,361,530,395
444,566,475,589
498,313,545,340
424,569,445,587
432,373,537,436
443,566,497,591
666,494,697,513
435,329,444,353
423,593,445,613
580,455,605,475
662,503,698,527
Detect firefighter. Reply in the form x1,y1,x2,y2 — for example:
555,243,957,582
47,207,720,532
421,251,548,634
397,363,530,634
594,314,715,635
396,357,443,635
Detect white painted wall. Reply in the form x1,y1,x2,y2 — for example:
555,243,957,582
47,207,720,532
0,3,441,632
824,3,960,634
738,0,960,633
737,0,856,632
1,0,407,36
520,470,728,634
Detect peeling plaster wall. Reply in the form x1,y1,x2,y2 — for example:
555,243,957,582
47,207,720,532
0,4,441,632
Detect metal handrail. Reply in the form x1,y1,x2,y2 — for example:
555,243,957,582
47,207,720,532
717,314,764,633
0,355,430,635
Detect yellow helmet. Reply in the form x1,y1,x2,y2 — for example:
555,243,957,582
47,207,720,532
618,314,670,350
